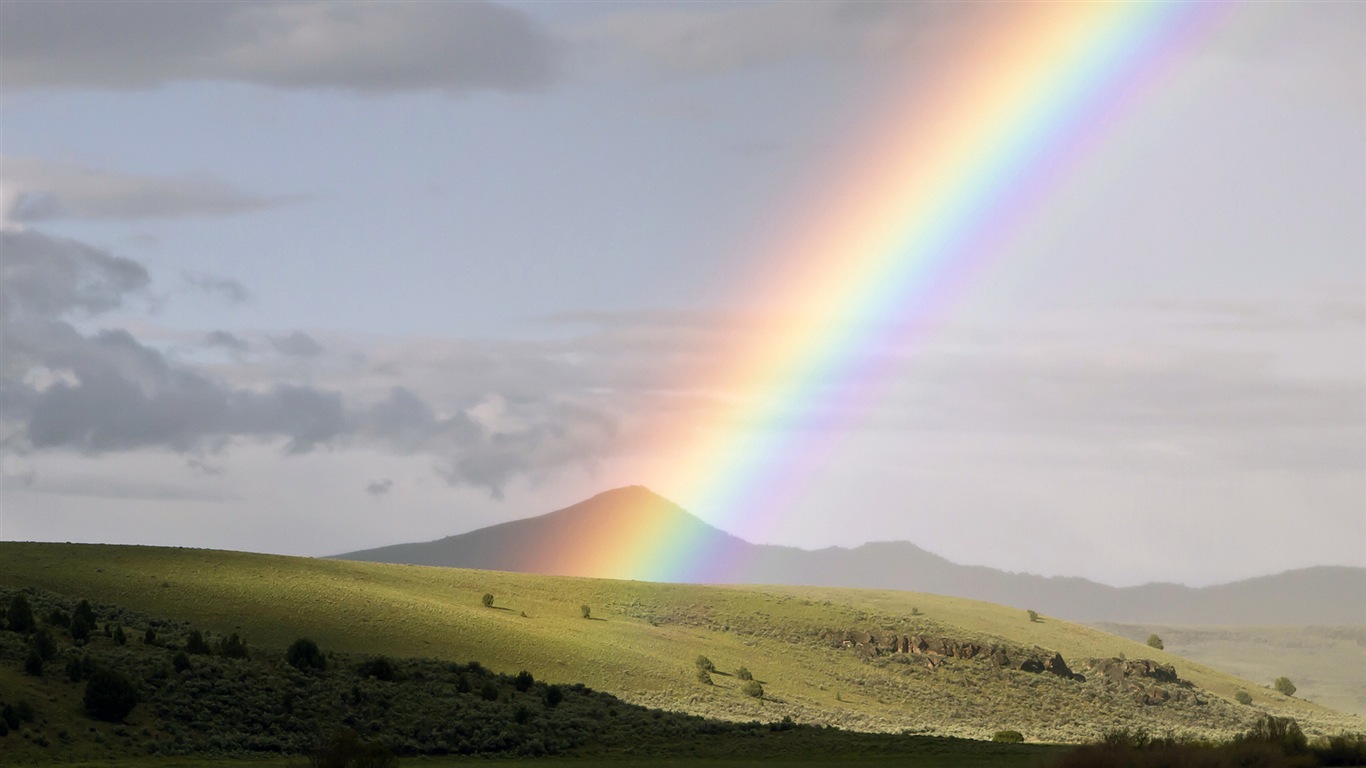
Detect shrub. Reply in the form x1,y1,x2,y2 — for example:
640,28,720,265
544,685,563,708
992,730,1025,743
695,655,715,672
84,667,139,722
1235,691,1253,705
736,666,753,681
74,599,96,627
143,627,156,645
515,670,534,692
172,652,192,673
1146,634,1163,650
7,594,34,633
46,608,70,628
286,638,327,671
1240,714,1306,754
481,593,494,608
31,628,57,660
358,656,396,681
112,624,126,646
185,629,211,655
1026,609,1040,623
580,604,591,619
1273,676,1296,697
23,648,43,677
217,632,249,659
480,681,499,701
309,727,396,768
742,680,764,698
696,669,713,685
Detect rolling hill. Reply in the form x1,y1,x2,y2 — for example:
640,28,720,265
335,486,1366,625
1,540,1360,751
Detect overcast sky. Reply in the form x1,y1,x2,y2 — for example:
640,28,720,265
1,1,1361,588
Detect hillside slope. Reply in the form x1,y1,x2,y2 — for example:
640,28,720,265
335,486,1366,625
2,541,1359,745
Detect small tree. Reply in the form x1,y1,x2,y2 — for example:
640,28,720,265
217,632,249,659
286,638,327,671
112,624,127,646
736,666,753,681
696,668,713,685
1274,676,1297,697
1026,609,1040,623
580,604,591,619
1235,691,1253,705
143,627,157,645
7,594,34,634
184,629,211,655
84,668,139,722
74,599,96,628
515,670,534,692
481,593,494,608
23,647,43,677
1146,634,1164,650
695,655,715,672
544,684,563,708
742,680,764,698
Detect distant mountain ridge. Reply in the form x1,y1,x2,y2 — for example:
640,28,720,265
333,486,1365,625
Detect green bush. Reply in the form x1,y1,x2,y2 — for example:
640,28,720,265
1146,634,1163,650
358,656,396,681
581,604,591,619
184,629,211,655
992,730,1025,743
515,670,535,692
1026,609,1040,623
286,638,327,671
1235,691,1253,705
6,594,34,633
481,593,494,608
217,632,249,659
84,667,140,722
742,680,763,698
544,684,563,708
309,727,396,768
23,647,43,676
695,655,715,672
696,669,713,685
736,666,753,681
1273,676,1296,697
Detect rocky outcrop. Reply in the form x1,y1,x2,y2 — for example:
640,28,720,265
1080,657,1200,706
820,629,1083,680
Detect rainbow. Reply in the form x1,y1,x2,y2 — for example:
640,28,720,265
568,2,1236,582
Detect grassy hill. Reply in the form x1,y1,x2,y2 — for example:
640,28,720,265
1,541,1360,755
1092,623,1366,718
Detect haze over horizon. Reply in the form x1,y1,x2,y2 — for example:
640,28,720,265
1,1,1362,589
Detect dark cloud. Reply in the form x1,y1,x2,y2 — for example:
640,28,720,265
0,227,618,496
1,1,555,94
365,479,393,496
271,331,325,358
0,230,149,319
203,330,249,351
3,159,284,223
184,273,250,305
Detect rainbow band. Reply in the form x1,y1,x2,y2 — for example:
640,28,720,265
594,3,1236,583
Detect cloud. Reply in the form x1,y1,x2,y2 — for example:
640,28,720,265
184,273,251,305
0,227,619,496
270,331,325,358
0,1,555,94
2,158,284,224
568,2,969,75
365,479,393,496
0,229,149,318
203,330,249,351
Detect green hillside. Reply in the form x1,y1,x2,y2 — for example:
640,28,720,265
1,542,1359,750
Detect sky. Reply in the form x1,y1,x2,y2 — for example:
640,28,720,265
0,1,1362,588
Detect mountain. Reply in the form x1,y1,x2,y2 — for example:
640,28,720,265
334,486,1366,625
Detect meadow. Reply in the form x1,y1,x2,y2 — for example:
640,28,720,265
0,542,1360,766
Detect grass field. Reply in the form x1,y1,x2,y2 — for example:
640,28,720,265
0,541,1359,763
